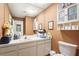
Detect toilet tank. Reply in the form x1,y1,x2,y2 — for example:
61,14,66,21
58,41,78,56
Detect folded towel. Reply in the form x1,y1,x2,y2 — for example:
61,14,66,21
0,36,11,44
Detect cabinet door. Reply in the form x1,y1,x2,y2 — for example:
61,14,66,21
18,46,36,56
28,46,37,56
37,44,45,56
37,40,51,56
44,42,51,55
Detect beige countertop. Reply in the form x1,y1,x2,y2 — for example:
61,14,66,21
0,36,50,48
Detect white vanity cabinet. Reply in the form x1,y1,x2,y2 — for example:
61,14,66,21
37,42,45,56
18,39,51,56
18,41,37,56
18,46,37,56
1,51,18,56
0,45,18,56
44,40,51,55
0,39,51,56
37,39,51,56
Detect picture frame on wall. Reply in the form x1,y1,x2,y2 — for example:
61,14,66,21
48,21,54,30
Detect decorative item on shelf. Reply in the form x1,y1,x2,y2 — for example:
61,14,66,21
64,25,72,30
71,25,79,30
76,25,79,30
60,25,79,30
48,21,54,30
64,3,68,7
58,3,69,10
59,24,73,30
67,25,72,30
61,25,65,30
64,26,67,30
38,24,42,30
57,3,78,31
62,3,74,8
70,3,75,5
62,3,65,8
67,3,71,6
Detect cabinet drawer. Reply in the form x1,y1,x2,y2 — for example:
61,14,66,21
18,41,36,49
37,39,51,45
44,39,51,44
37,44,45,56
1,51,18,56
0,45,17,54
37,40,45,45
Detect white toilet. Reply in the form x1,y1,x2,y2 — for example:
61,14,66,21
50,41,78,56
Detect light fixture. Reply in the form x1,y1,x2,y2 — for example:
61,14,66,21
26,9,35,14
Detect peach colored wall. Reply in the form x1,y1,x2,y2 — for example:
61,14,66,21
35,4,79,55
0,3,10,37
24,16,34,35
36,4,62,52
0,4,4,37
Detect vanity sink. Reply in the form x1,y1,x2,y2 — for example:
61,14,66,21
7,34,50,45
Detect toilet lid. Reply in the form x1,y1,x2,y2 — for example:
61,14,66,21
53,54,64,56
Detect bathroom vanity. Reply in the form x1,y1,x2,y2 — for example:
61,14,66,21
0,36,51,56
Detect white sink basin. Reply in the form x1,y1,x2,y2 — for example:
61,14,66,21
9,35,49,45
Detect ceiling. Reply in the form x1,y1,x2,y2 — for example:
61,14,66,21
8,3,52,18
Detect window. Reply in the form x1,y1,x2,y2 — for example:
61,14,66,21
59,10,65,22
68,5,77,20
16,24,21,32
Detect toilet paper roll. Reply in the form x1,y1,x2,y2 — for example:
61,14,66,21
50,50,56,56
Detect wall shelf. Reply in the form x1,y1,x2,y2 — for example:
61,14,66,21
57,19,79,25
57,3,79,30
